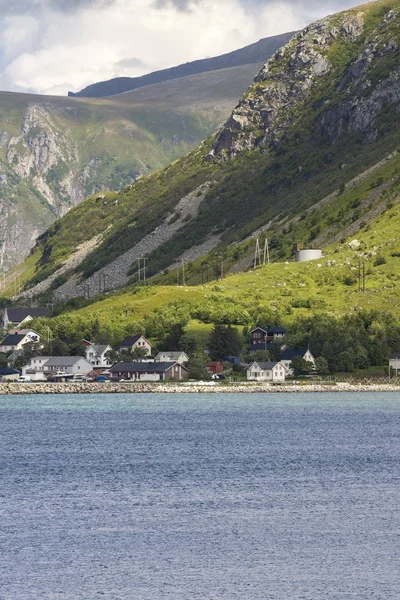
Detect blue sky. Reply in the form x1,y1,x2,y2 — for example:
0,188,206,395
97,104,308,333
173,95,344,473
0,0,362,95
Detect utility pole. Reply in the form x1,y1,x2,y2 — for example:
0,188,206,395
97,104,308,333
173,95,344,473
142,258,147,284
263,238,270,265
254,238,262,269
363,260,366,293
137,259,141,284
181,260,185,286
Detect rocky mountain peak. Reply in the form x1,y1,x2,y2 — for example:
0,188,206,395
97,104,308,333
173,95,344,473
209,9,369,159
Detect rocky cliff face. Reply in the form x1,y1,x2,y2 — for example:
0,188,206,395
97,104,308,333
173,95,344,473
0,61,258,272
210,5,400,158
0,102,105,273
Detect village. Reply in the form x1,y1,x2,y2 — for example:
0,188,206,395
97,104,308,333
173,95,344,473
0,305,398,385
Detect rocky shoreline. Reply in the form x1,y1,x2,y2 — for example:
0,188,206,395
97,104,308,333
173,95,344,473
0,382,400,395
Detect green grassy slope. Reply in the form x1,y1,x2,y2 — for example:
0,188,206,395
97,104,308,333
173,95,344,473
29,199,400,344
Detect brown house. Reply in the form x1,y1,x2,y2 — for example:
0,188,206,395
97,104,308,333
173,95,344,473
109,361,189,381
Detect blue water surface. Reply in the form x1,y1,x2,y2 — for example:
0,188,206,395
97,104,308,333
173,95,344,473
0,392,399,599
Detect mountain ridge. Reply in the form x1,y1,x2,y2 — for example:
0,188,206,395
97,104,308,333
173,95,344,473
69,32,296,98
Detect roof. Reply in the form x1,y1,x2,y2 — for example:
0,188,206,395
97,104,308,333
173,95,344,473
155,351,188,360
0,368,19,375
1,333,31,346
88,344,110,355
281,348,308,360
5,307,50,322
116,335,145,348
43,356,89,367
7,350,24,360
249,343,273,351
110,361,186,373
250,326,269,334
390,353,400,359
247,361,279,370
250,326,286,334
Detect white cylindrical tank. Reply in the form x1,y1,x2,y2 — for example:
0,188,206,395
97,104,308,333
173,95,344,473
295,249,322,262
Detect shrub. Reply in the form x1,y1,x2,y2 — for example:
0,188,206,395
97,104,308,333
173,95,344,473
374,255,387,266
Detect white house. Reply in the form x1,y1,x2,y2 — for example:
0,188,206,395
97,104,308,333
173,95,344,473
22,356,53,381
154,351,189,364
246,361,286,382
116,335,152,356
0,329,41,353
3,307,49,329
85,344,113,368
389,353,400,373
281,348,315,376
43,356,94,376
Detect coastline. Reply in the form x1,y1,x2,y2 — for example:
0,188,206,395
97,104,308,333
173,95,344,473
0,381,400,394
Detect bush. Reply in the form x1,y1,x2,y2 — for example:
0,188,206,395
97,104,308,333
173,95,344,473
344,273,357,286
374,255,387,266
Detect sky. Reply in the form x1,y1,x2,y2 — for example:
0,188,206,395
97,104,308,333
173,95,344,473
0,0,363,96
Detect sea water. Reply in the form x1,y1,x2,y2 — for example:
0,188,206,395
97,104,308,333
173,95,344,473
0,392,399,599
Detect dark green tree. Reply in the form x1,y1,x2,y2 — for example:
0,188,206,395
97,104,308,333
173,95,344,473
291,356,314,377
187,357,212,381
314,356,329,376
132,346,150,361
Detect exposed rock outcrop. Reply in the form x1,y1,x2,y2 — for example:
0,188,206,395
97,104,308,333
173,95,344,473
211,9,397,158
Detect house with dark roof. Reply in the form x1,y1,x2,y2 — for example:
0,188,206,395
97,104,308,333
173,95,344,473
115,335,152,356
0,330,40,353
110,361,188,381
281,348,315,375
3,307,50,329
249,326,286,351
85,344,113,368
246,361,286,382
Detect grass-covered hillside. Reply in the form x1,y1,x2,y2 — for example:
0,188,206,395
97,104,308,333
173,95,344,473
7,0,400,305
29,194,400,348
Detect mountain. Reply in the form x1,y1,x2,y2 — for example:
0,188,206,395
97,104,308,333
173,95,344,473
8,0,400,306
69,33,295,98
0,62,276,272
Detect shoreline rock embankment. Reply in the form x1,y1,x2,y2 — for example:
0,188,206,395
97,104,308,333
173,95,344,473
0,382,399,395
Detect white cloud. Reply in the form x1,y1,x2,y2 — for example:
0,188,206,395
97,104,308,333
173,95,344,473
0,0,362,96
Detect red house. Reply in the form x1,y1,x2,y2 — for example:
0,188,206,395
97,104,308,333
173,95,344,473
207,361,223,374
